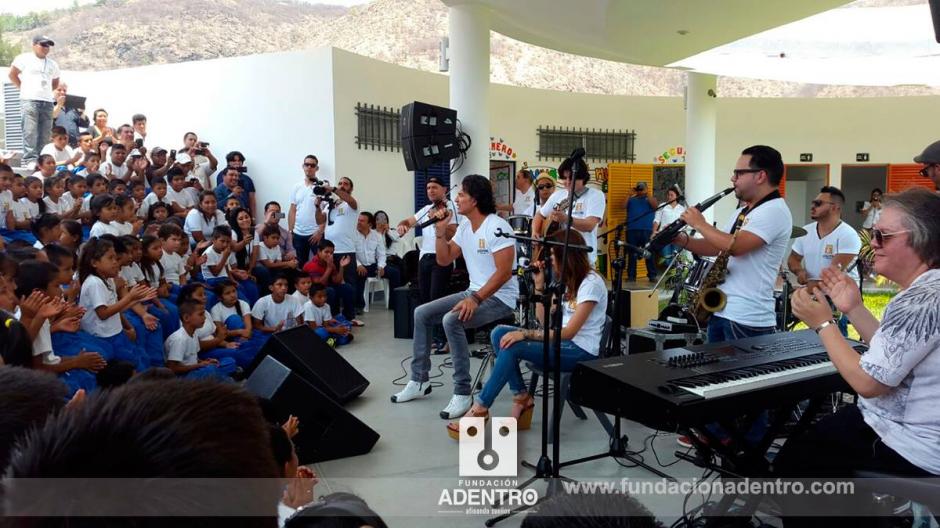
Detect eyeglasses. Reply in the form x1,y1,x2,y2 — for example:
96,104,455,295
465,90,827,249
732,168,762,178
537,184,554,191
303,163,318,168
811,200,835,207
38,43,51,48
919,164,938,177
870,228,910,246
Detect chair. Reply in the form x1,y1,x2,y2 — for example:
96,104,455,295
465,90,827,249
525,316,614,444
362,277,390,312
852,470,940,526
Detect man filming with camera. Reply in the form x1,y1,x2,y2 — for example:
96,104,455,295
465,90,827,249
316,175,362,325
289,155,324,263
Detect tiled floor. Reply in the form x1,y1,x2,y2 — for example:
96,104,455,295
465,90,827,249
305,305,710,527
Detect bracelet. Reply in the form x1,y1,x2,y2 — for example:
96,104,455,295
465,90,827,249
470,292,484,305
814,319,837,334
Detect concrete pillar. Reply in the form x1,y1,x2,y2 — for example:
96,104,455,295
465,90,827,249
685,72,718,219
448,3,491,180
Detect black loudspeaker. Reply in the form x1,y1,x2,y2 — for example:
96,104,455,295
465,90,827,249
392,285,417,339
247,326,368,404
246,356,379,464
401,101,459,171
931,0,940,43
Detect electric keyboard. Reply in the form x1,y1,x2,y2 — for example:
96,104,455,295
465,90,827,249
569,330,865,431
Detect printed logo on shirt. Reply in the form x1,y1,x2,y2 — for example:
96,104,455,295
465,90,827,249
824,244,834,256
574,202,584,213
477,238,488,254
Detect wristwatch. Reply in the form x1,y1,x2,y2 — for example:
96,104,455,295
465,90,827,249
814,319,837,334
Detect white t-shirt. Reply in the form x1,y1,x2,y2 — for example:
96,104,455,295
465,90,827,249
32,319,60,366
862,201,883,229
0,190,13,229
100,160,129,182
79,275,122,337
539,187,606,260
119,263,145,287
12,52,59,102
451,214,519,309
303,300,333,326
144,262,163,285
189,162,214,191
716,197,793,327
414,202,458,258
161,251,186,285
858,268,940,475
290,290,310,306
324,200,359,254
139,192,171,218
791,221,862,281
258,243,282,263
654,203,687,230
40,143,75,166
512,186,536,216
89,220,120,238
164,327,200,366
42,196,66,215
202,246,235,279
563,271,609,356
184,209,226,244
251,295,304,328
210,300,251,323
165,187,196,211
195,310,216,341
290,182,320,236
15,198,39,222
59,192,89,216
111,221,134,236
355,229,386,268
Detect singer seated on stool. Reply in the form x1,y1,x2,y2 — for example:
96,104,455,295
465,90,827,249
447,230,608,440
774,188,940,527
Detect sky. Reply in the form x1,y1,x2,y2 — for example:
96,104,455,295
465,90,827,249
0,0,373,16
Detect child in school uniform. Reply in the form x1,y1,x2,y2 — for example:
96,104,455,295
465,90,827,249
201,225,259,306
163,300,236,381
181,282,260,369
258,223,298,283
251,276,304,338
157,223,187,300
139,178,172,219
88,194,121,238
291,274,313,306
5,175,41,244
41,174,68,216
140,234,180,337
304,283,353,347
59,174,90,224
111,195,140,236
31,213,62,250
77,237,156,372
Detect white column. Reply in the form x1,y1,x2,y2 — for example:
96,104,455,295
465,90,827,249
685,72,718,219
448,3,490,179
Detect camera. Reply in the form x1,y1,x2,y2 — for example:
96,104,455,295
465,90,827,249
233,166,247,173
312,180,332,196
134,138,143,148
169,149,177,159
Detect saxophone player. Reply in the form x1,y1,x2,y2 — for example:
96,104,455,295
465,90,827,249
672,145,793,343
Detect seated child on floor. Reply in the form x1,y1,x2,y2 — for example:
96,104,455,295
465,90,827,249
304,283,353,346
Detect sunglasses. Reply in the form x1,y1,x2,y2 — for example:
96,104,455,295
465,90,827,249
870,228,910,246
732,168,762,178
536,184,554,191
919,164,938,177
303,163,318,168
810,200,835,208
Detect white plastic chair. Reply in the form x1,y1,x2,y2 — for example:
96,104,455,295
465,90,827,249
362,277,391,312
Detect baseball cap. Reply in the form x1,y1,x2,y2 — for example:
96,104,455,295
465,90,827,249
175,152,193,165
634,181,648,191
151,147,167,155
32,35,55,46
913,140,940,164
128,149,142,158
426,176,446,187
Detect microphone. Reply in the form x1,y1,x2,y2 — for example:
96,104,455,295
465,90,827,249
617,240,653,260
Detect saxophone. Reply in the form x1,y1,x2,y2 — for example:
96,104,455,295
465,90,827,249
687,228,740,324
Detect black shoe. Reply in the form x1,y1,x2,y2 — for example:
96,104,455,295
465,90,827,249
231,367,246,382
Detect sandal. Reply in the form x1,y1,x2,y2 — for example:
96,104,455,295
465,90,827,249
512,393,536,431
447,405,489,440
351,319,365,327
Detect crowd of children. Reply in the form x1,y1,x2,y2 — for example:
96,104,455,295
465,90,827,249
0,158,358,397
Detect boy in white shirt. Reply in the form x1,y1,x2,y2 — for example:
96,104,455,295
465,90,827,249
40,126,82,168
110,195,140,236
165,168,196,217
139,178,171,219
304,283,352,346
164,300,235,380
251,276,304,334
201,225,259,305
158,224,188,296
291,274,313,306
258,224,298,279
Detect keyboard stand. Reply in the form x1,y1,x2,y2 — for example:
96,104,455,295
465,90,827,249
674,395,828,527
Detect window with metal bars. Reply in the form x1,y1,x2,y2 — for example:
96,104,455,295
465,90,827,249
536,126,636,162
355,102,401,152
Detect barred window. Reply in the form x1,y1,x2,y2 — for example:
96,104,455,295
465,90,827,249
355,103,401,151
537,126,636,162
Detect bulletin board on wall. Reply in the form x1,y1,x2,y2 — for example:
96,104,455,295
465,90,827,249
887,164,935,192
606,163,655,281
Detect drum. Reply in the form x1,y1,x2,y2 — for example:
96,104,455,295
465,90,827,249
683,257,715,293
507,215,531,235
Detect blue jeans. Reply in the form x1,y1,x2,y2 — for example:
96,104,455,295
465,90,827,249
706,316,776,445
477,325,594,408
411,291,514,396
627,229,657,280
292,232,315,266
21,99,54,165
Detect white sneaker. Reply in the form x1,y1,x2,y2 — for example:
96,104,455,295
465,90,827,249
440,394,473,419
390,381,431,403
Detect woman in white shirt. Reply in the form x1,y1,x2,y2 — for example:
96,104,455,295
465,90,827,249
447,230,608,440
184,190,226,246
860,187,883,234
652,186,686,263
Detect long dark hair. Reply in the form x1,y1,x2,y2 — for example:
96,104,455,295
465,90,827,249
78,237,114,284
547,230,592,301
461,174,496,215
226,207,252,268
139,235,165,285
213,280,243,317
374,210,393,249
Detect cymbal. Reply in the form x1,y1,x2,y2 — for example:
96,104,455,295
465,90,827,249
791,226,808,239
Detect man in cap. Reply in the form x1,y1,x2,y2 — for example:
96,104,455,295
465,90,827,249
624,181,659,281
914,140,940,191
9,36,60,168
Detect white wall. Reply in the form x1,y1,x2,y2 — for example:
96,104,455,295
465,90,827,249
61,49,337,223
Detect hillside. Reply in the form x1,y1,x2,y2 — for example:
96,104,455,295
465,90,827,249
7,0,940,97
